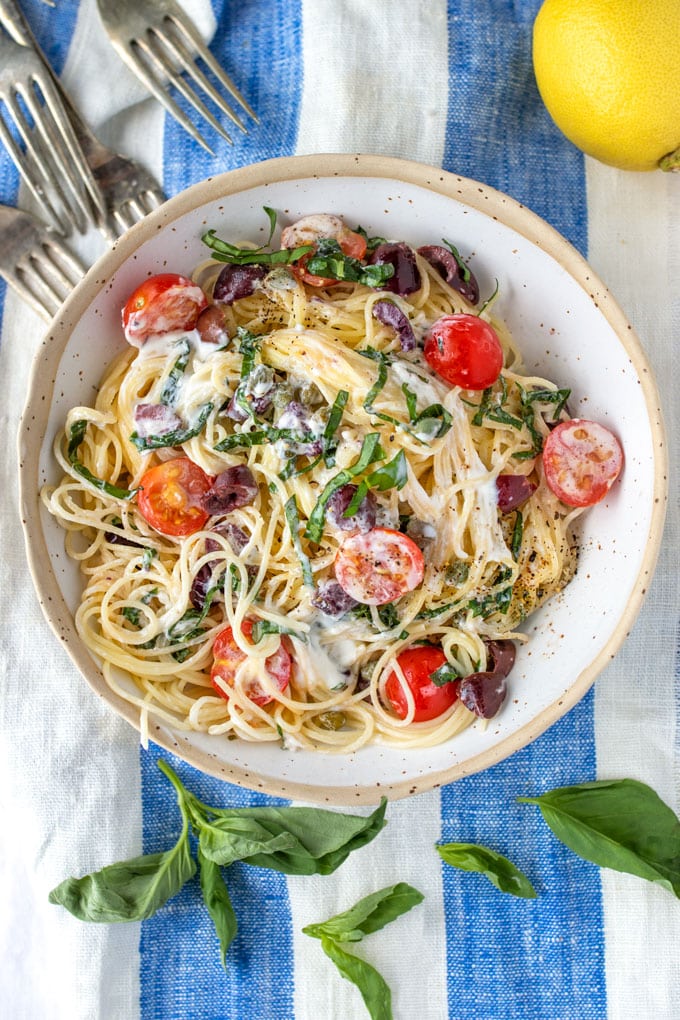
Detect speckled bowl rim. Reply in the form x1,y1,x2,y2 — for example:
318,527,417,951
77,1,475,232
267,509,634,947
18,153,668,803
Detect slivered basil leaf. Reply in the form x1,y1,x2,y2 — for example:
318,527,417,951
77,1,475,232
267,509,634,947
201,227,312,266
401,383,418,421
436,842,536,898
67,420,138,500
319,937,392,1020
360,347,392,413
197,848,238,968
303,883,424,943
430,662,461,687
354,226,388,253
305,433,385,543
284,495,314,587
511,511,523,561
520,385,571,420
323,389,349,467
365,449,408,491
130,402,213,451
160,338,191,406
518,779,680,897
251,618,306,644
442,239,472,283
344,450,408,517
306,239,394,288
48,802,195,922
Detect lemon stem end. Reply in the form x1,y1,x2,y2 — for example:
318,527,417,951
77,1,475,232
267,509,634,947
659,145,680,172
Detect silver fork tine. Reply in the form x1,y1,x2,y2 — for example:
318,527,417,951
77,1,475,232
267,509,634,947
0,0,167,241
3,88,89,234
0,26,105,236
0,112,68,233
95,0,256,149
123,36,214,152
0,203,85,320
170,14,258,124
152,21,246,133
145,29,238,141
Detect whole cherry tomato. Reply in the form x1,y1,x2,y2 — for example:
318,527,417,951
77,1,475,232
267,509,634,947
424,313,503,390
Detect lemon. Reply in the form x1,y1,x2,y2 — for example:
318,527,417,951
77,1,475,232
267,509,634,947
532,0,680,171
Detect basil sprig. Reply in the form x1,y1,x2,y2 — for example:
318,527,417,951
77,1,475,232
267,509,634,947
303,883,424,1020
436,843,536,899
49,759,388,968
67,420,138,500
48,771,196,922
518,779,680,897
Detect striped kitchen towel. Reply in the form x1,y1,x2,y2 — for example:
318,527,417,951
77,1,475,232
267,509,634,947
0,1,678,1018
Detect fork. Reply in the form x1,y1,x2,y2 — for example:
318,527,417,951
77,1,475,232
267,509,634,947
0,0,167,240
0,202,85,320
96,0,258,153
0,24,105,236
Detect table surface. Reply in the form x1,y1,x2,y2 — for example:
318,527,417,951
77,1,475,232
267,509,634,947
1,2,678,1019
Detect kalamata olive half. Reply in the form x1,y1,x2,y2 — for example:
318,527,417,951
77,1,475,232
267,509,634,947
200,465,258,514
459,640,516,719
196,305,229,344
326,484,377,533
417,245,479,305
311,580,357,618
372,299,416,351
213,264,267,305
496,474,537,513
369,242,421,296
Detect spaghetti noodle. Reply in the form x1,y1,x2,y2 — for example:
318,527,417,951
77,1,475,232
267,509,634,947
43,213,617,754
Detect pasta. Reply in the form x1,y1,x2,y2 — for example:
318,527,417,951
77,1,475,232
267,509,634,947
43,214,611,755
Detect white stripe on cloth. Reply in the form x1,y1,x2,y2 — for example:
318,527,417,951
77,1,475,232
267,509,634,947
287,792,449,1020
289,4,450,1019
587,159,680,1020
295,0,449,165
0,0,168,1015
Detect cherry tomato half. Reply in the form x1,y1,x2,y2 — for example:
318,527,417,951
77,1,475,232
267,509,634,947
281,213,367,287
423,313,503,390
542,419,623,508
334,528,424,606
385,646,459,722
210,619,292,707
122,273,208,346
137,457,213,537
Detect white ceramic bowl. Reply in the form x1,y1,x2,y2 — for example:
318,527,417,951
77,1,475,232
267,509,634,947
18,154,667,803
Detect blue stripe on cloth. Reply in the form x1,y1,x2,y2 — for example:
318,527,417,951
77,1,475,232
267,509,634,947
139,744,294,1020
444,0,587,255
442,4,602,1017
162,0,304,193
441,692,606,1019
140,3,303,1017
